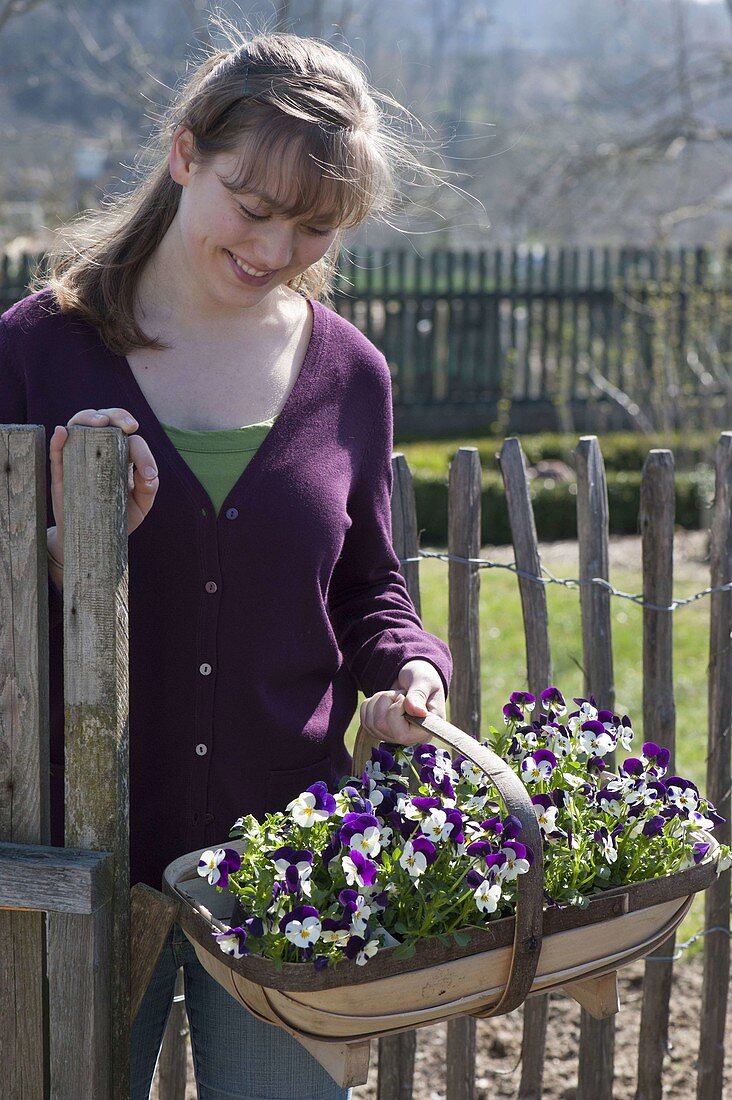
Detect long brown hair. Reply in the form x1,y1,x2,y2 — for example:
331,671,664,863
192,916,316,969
46,28,434,354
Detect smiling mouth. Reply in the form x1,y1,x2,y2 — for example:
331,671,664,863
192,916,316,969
225,250,273,278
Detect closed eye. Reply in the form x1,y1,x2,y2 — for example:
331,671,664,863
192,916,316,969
237,202,333,238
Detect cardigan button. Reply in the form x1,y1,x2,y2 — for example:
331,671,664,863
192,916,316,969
199,663,212,676
205,581,218,594
225,507,239,520
195,743,208,756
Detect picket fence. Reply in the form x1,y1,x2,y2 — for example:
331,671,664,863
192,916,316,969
0,424,730,1099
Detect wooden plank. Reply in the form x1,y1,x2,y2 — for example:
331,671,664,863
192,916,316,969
446,448,482,1100
563,972,620,1019
0,425,50,844
376,453,421,1099
157,970,189,1100
130,884,180,1022
62,426,130,1099
47,905,113,1100
0,841,113,913
377,1032,416,1100
0,908,47,1098
697,432,732,1100
636,449,676,1100
391,454,421,616
575,436,616,1100
0,425,50,1099
497,436,552,1100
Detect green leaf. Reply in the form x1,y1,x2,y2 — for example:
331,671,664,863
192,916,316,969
392,941,417,960
452,930,471,946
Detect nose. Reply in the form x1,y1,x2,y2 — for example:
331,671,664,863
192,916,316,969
252,219,296,271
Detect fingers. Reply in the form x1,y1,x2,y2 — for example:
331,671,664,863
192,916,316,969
126,435,159,530
359,690,426,746
66,408,139,432
50,409,159,538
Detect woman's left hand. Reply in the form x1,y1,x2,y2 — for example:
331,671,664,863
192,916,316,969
359,659,446,746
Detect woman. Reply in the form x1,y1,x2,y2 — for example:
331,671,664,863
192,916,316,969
0,28,451,1100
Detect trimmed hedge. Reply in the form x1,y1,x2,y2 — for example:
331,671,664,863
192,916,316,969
410,469,713,546
395,430,724,478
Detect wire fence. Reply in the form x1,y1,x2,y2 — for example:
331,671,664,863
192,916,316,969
399,549,732,612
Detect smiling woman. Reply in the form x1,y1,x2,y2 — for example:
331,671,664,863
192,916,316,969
0,19,454,1100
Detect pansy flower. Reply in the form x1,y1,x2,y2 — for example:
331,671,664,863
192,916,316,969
398,836,437,877
641,742,671,775
578,720,615,758
540,686,567,716
345,935,380,966
342,848,379,888
280,905,322,947
213,925,248,958
287,783,336,827
268,847,314,894
472,877,503,913
500,841,532,880
532,794,559,833
197,847,242,889
520,748,557,784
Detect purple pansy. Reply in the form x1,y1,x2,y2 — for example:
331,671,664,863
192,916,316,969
541,686,567,714
342,848,379,887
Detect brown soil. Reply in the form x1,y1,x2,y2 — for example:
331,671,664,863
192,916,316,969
152,532,729,1099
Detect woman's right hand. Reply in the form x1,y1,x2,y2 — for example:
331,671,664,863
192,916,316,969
47,408,159,566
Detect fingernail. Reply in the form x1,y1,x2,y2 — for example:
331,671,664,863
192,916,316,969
125,417,136,425
144,466,157,479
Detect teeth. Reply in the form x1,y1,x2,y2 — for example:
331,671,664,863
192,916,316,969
228,251,271,278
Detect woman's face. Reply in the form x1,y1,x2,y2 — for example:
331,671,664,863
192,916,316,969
167,128,339,313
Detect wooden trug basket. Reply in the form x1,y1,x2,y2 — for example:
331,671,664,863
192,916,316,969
163,715,718,1087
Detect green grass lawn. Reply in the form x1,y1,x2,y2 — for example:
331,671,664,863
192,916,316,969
346,550,715,950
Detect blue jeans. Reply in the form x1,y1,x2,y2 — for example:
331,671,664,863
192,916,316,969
131,925,352,1100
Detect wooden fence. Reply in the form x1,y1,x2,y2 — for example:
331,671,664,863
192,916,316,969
0,425,177,1098
3,246,731,435
0,423,730,1098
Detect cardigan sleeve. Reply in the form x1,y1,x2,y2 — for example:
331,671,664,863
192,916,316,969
327,392,452,699
0,314,64,627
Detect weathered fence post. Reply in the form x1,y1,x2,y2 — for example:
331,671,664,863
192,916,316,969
375,453,420,1100
635,450,677,1100
46,425,131,1099
697,432,732,1100
445,448,482,1100
575,436,616,1100
497,437,552,1100
0,425,50,1098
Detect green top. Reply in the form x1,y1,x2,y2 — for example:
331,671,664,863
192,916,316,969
161,417,277,515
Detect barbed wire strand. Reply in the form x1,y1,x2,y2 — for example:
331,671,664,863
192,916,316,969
645,925,732,962
400,551,732,612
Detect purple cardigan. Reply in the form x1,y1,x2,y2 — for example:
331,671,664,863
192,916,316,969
0,291,452,887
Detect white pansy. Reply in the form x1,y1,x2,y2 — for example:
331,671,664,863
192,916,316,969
473,880,502,913
215,932,246,959
667,785,699,813
321,926,350,946
283,915,321,947
198,848,226,886
421,809,453,843
461,760,484,785
533,804,559,832
399,841,427,878
286,791,328,828
500,848,531,881
578,728,615,757
350,895,372,936
355,939,380,966
349,827,381,857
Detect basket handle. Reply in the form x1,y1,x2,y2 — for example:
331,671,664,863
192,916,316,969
353,714,544,1017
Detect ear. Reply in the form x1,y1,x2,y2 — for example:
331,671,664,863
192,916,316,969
169,126,197,186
